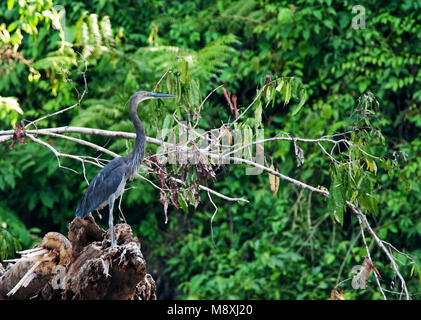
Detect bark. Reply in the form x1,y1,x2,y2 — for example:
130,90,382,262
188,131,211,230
0,214,156,300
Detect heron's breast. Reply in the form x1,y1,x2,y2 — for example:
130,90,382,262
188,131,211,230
115,176,128,199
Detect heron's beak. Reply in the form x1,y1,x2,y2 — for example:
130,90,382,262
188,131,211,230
148,92,176,99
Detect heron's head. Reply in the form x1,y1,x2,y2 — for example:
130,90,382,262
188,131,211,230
131,91,176,107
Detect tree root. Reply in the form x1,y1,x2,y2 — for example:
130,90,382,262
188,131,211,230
0,214,156,300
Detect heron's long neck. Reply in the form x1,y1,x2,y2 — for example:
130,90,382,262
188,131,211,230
129,100,146,172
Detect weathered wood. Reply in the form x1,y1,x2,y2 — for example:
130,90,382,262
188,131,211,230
0,214,156,300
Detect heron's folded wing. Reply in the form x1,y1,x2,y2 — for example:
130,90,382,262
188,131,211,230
76,158,128,217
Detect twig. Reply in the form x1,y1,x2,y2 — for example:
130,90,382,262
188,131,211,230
207,191,218,248
357,215,387,300
26,134,102,171
193,84,224,129
349,203,410,300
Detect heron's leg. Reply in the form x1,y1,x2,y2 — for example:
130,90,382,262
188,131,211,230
118,190,127,223
108,194,116,248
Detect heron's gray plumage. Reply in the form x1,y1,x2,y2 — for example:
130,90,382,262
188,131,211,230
75,156,130,217
75,90,175,248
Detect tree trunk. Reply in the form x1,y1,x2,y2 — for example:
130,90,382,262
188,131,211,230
0,214,156,300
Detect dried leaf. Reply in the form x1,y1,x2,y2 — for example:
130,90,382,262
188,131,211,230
365,159,375,173
330,287,346,300
294,140,304,167
363,256,381,281
269,164,280,196
223,129,233,146
9,120,27,150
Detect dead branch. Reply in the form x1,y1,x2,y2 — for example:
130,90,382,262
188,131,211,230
0,214,156,300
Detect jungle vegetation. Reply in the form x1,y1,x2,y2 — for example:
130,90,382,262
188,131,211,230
0,0,420,299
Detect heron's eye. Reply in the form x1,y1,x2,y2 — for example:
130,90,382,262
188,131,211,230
144,93,149,96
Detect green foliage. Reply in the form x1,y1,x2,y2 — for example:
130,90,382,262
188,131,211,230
0,0,420,300
0,205,41,260
0,96,23,126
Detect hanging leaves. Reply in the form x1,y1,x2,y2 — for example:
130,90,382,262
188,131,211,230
166,71,178,96
262,77,307,115
145,150,201,222
186,79,201,107
283,80,291,105
179,58,190,83
290,78,307,116
293,140,304,167
358,176,378,214
352,257,381,289
178,193,189,214
254,100,262,128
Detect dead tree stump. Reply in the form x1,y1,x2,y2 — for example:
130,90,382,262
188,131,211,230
0,214,156,300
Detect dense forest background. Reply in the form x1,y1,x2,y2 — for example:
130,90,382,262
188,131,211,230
0,0,420,299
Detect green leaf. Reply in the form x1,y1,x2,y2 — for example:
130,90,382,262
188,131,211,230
4,174,15,189
416,221,421,235
275,79,284,92
40,191,54,208
191,79,201,106
323,19,334,30
282,81,291,105
179,59,189,83
313,10,322,21
7,22,17,33
324,252,335,264
265,85,273,102
162,114,173,130
350,190,359,203
254,100,262,128
278,8,293,25
328,166,346,225
7,0,14,10
291,87,307,116
388,224,398,233
166,72,177,95
178,193,189,214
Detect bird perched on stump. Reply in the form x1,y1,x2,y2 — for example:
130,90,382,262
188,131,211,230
75,91,176,248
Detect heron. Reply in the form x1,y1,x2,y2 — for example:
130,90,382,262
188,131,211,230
75,91,176,248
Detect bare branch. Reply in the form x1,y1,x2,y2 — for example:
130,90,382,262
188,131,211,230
357,215,387,300
26,134,103,171
348,202,410,300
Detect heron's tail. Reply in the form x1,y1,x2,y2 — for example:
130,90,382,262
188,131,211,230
75,199,89,218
